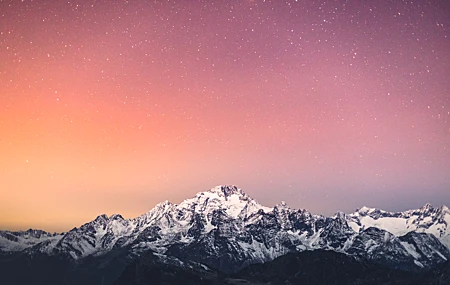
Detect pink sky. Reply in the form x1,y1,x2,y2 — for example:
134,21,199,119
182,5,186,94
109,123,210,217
1,0,449,232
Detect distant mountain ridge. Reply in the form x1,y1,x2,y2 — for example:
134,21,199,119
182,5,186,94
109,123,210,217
1,185,450,283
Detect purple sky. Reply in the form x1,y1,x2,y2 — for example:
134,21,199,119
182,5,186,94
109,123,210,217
1,0,449,231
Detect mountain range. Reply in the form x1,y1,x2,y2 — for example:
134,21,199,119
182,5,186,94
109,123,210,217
1,185,450,284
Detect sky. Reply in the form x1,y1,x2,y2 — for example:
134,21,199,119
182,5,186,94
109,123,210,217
1,0,449,232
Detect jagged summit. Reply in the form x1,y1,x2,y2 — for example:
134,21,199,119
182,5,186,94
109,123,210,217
421,202,434,209
356,206,375,215
418,203,435,214
355,206,391,217
355,203,441,217
13,229,55,238
153,200,173,209
110,214,124,221
208,185,243,196
274,201,289,210
93,214,109,223
1,185,449,274
333,210,348,219
177,185,271,219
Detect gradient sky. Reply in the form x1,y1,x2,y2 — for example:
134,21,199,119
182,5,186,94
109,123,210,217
1,0,449,232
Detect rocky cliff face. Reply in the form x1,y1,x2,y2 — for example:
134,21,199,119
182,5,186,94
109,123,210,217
1,185,450,277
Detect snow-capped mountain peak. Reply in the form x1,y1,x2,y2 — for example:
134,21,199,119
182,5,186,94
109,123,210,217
333,210,348,219
110,214,124,221
149,200,174,214
275,201,289,210
92,214,109,225
416,203,435,215
356,206,378,216
347,202,450,250
133,200,175,229
1,186,449,274
177,185,270,219
420,203,433,210
207,185,245,198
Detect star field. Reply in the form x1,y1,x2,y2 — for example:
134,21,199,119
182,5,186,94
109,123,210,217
1,0,449,232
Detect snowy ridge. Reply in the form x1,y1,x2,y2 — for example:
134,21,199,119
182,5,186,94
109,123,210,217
347,204,450,249
0,229,63,252
1,185,449,272
178,185,272,219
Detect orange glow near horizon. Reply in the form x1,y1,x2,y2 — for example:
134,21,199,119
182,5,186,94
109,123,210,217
1,0,450,232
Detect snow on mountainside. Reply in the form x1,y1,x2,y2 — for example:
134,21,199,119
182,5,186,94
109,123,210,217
0,229,63,252
1,185,449,272
178,185,272,219
347,203,450,249
55,213,136,259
